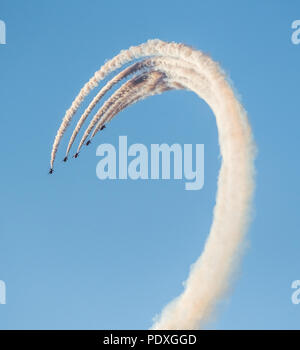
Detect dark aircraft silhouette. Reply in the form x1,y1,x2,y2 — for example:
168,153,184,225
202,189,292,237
100,125,106,131
63,156,68,162
73,152,79,159
49,168,53,174
86,140,91,146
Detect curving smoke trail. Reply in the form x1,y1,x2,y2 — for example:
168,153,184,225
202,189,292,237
50,40,255,329
65,56,198,159
88,59,203,143
76,70,167,153
65,59,160,159
89,71,171,142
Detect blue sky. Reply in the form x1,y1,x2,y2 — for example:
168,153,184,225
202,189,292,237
0,0,299,329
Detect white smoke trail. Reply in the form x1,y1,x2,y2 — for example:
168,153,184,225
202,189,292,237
50,40,255,330
79,58,203,151
65,56,198,157
76,71,167,153
50,40,201,168
90,72,172,141
65,59,161,158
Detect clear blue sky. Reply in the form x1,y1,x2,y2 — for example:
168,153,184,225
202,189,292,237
0,0,299,329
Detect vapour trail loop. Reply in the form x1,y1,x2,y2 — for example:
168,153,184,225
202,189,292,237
50,40,255,330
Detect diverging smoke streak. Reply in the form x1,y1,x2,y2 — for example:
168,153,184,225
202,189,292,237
79,58,208,152
90,72,169,140
66,56,199,157
77,70,167,152
50,40,205,167
90,74,174,142
65,59,160,158
50,40,255,330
